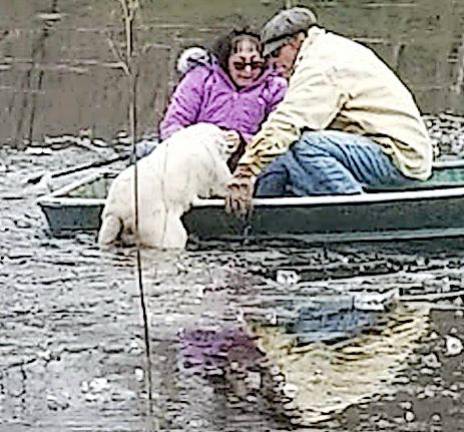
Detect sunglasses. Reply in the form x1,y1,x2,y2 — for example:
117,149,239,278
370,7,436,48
232,61,264,71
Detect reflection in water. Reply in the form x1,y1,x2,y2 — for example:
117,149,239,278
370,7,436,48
178,327,282,429
180,327,263,373
179,305,429,426
19,365,27,411
253,304,430,424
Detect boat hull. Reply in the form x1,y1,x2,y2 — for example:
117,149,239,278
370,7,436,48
37,164,464,242
183,191,464,243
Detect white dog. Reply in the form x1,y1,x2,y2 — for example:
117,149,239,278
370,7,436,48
98,123,239,249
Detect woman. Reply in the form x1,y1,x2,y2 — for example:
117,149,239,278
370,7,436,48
158,29,287,169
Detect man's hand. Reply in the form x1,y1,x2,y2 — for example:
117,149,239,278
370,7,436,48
225,165,256,218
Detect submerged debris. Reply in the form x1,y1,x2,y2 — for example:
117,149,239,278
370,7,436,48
445,335,463,356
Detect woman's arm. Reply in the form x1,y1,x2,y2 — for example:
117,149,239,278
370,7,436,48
158,67,208,140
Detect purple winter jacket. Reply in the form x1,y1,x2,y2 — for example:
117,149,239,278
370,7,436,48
159,63,287,142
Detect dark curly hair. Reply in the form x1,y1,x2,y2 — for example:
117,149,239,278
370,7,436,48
210,29,263,73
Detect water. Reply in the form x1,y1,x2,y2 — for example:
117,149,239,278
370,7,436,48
1,144,464,431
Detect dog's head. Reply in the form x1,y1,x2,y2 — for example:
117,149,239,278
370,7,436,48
167,123,245,171
208,128,246,172
183,123,239,161
220,130,242,157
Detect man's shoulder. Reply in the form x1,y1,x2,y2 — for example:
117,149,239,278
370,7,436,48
300,28,384,71
314,29,369,54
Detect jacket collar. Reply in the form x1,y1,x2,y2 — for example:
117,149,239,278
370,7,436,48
293,26,326,71
305,25,326,48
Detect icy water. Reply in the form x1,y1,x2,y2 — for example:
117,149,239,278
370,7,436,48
1,141,464,431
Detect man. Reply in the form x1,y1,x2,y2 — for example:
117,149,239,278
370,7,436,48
225,7,433,217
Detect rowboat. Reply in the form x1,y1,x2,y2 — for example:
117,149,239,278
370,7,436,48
37,160,464,243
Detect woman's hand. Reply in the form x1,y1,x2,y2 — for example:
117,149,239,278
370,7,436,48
225,165,256,218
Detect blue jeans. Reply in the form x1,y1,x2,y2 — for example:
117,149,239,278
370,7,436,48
255,131,414,197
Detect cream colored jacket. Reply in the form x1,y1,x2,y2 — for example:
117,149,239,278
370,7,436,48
239,27,433,180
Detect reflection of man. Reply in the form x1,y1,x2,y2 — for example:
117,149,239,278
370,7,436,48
225,7,433,216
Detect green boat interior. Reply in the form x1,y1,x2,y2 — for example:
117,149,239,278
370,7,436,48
56,163,464,200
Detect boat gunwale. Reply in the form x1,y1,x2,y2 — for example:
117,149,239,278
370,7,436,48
36,160,464,209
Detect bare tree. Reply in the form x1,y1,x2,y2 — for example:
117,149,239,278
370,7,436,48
14,0,59,150
113,0,155,421
453,35,464,96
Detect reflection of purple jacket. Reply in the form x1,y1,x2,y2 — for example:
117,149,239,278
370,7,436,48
159,63,287,142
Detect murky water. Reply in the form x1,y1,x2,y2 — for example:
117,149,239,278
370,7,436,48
1,140,464,431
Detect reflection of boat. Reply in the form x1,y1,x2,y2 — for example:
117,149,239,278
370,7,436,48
37,160,464,242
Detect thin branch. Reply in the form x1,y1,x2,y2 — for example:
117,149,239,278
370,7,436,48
118,0,133,65
104,31,130,76
14,0,55,149
115,0,154,418
453,35,464,95
284,0,296,8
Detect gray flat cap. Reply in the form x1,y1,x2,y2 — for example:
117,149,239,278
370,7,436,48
261,7,317,57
